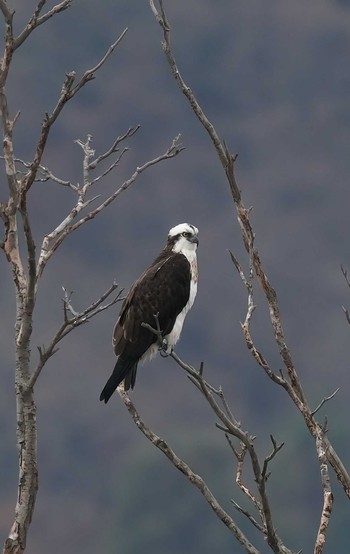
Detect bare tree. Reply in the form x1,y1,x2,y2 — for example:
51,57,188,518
0,2,182,553
96,2,350,554
2,1,349,553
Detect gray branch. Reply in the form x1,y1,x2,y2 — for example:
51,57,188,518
118,386,261,554
88,125,140,170
148,0,350,508
169,350,294,554
311,388,340,417
139,313,295,554
36,133,183,280
20,27,128,197
27,282,123,391
313,426,333,554
14,1,72,50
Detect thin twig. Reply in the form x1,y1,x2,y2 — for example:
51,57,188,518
69,28,129,98
36,134,183,279
230,250,285,388
90,148,129,185
26,282,122,391
21,28,128,196
233,442,264,517
14,1,72,50
36,165,77,189
341,265,350,289
217,386,241,427
229,250,249,288
311,388,340,417
231,499,266,534
261,435,285,482
62,287,79,317
88,126,140,170
342,305,350,325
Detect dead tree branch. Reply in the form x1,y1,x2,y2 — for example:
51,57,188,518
341,265,350,324
27,283,124,391
36,133,183,280
231,499,265,535
311,388,340,417
14,1,72,50
88,125,140,170
170,351,294,554
147,0,350,505
20,27,128,197
118,386,261,554
313,426,333,554
138,315,295,554
232,441,264,520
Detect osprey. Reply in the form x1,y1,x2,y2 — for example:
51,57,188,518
99,223,199,403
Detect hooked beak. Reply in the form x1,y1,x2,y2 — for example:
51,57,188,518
189,235,199,245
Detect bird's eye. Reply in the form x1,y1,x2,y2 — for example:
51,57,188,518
182,232,191,238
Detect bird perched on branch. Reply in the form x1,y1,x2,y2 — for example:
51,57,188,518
99,223,199,403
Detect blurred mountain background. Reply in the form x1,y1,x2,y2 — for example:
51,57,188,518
1,0,350,552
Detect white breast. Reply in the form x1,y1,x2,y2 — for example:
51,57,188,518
142,245,198,361
165,253,197,351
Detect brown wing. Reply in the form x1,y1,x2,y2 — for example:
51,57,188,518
112,252,191,361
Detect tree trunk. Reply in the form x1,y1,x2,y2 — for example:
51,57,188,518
3,389,38,554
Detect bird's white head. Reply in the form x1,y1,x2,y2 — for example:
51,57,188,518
168,223,199,257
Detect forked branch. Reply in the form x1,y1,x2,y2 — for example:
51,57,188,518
20,27,128,196
36,133,183,280
137,314,295,554
118,386,260,554
14,1,72,50
27,283,124,391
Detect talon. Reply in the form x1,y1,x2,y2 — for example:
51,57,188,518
158,338,167,356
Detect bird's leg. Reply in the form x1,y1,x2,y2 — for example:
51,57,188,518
141,314,171,357
141,312,165,350
151,312,171,356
